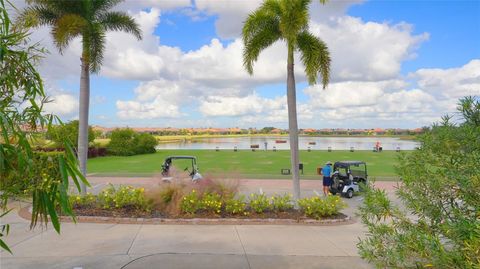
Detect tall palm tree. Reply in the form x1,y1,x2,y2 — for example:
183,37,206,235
242,0,330,201
21,0,142,194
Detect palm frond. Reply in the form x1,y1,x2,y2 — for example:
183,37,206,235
51,14,86,53
17,6,58,28
98,11,142,40
26,0,83,17
88,23,106,73
92,0,123,14
278,0,309,42
297,31,330,88
243,0,284,41
243,21,282,75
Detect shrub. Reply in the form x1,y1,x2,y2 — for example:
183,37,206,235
181,189,201,214
46,120,95,148
200,192,222,214
135,133,157,154
270,193,294,212
98,185,150,211
357,96,480,269
249,193,271,213
225,195,247,215
298,195,346,219
106,128,137,156
69,193,96,208
107,128,157,156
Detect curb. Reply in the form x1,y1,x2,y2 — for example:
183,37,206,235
18,206,353,226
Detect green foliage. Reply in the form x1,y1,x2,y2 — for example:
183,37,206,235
107,128,157,156
249,193,271,213
270,193,294,211
46,120,95,148
0,0,87,253
69,192,96,208
97,185,150,211
21,0,142,73
135,133,158,154
200,192,222,214
358,96,480,269
298,195,346,219
242,0,330,88
225,195,247,215
181,189,201,214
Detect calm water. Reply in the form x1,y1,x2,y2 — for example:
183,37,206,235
155,136,420,151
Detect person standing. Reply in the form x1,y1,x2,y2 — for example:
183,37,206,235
321,161,333,196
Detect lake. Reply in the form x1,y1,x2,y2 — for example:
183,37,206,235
155,136,420,151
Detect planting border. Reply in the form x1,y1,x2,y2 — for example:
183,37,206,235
18,206,352,226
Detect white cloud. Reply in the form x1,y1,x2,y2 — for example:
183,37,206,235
116,98,181,120
43,93,78,118
199,93,285,116
413,59,480,99
310,17,428,81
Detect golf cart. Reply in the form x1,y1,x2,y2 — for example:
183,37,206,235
161,156,203,182
330,161,368,198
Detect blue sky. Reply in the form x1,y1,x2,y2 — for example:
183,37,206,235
30,0,479,128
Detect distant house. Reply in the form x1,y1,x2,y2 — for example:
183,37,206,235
373,128,385,135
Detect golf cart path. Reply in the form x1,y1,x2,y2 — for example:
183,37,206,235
85,176,399,192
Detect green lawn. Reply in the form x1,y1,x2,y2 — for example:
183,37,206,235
87,149,406,180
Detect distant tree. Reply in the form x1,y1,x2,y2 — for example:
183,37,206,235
260,127,275,134
358,96,480,268
47,120,95,148
107,128,157,156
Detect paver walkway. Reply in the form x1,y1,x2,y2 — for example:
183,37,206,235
0,178,399,269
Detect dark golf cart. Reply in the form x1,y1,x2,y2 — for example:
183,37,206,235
161,156,202,182
330,161,368,198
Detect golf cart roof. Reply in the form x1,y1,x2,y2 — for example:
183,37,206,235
165,156,197,160
334,161,366,166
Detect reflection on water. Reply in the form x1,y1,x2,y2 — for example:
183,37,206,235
155,136,420,150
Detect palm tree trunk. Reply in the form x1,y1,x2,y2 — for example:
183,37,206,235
78,57,90,195
287,44,301,201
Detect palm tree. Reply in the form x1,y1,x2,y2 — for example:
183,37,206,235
242,0,330,201
21,0,142,194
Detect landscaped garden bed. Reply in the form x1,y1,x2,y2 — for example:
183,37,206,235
50,178,349,225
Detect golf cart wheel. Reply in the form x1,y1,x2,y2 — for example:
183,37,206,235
345,189,354,199
329,189,337,195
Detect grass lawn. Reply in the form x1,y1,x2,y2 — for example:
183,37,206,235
87,149,406,180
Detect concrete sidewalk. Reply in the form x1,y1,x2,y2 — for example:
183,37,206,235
0,178,388,269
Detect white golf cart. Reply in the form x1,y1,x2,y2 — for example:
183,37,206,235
329,161,368,198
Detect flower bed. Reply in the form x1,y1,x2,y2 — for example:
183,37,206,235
66,179,348,222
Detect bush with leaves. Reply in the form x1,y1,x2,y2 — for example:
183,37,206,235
225,195,247,215
135,133,157,154
0,0,87,253
298,195,346,219
271,193,294,211
200,192,222,214
97,185,150,211
181,190,201,214
46,120,95,149
358,96,480,269
107,128,157,156
249,193,271,213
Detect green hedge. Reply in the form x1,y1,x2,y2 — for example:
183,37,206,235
107,128,157,156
